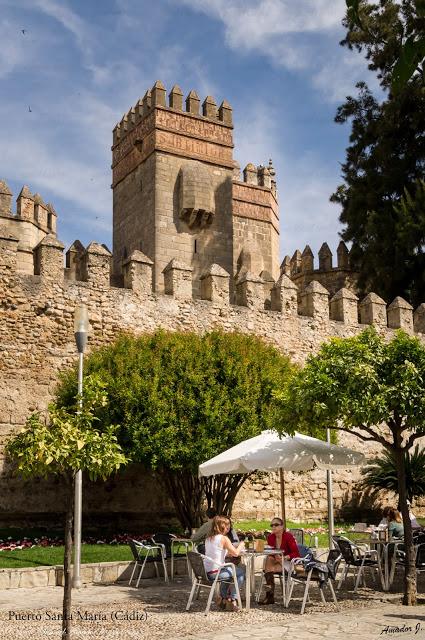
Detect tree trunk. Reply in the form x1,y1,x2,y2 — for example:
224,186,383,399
62,474,74,639
394,446,416,605
203,474,250,516
161,470,204,531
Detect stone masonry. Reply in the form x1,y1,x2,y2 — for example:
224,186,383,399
0,81,424,530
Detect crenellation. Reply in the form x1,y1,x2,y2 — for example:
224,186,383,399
65,240,85,281
387,296,414,332
34,234,65,280
16,186,34,221
151,80,166,107
318,242,332,271
0,179,12,215
123,249,153,295
270,273,298,315
257,166,271,189
46,203,57,234
202,95,217,119
301,245,314,273
260,269,274,308
290,249,301,275
169,85,183,110
414,304,425,334
235,271,264,309
301,280,329,319
33,193,48,230
142,89,152,115
186,89,200,115
337,240,350,269
243,163,257,185
280,255,291,276
200,263,230,304
218,100,232,125
80,242,112,288
330,287,358,324
359,292,387,327
163,258,193,299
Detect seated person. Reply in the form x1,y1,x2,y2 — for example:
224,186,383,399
387,507,404,538
407,500,421,530
204,516,246,611
378,506,392,526
259,517,299,605
191,508,216,545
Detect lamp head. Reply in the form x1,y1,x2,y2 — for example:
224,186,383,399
74,304,89,353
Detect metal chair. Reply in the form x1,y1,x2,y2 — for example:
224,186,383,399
151,532,193,579
128,539,169,587
333,536,381,591
285,549,341,614
185,550,242,615
288,528,304,545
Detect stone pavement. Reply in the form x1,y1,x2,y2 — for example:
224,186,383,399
0,580,424,640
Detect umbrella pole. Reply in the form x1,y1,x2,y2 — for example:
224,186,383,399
326,428,335,549
279,468,286,528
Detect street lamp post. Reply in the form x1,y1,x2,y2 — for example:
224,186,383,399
326,428,335,549
72,303,89,589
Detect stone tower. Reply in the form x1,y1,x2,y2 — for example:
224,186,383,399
112,81,280,296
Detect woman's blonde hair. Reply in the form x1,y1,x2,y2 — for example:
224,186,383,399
387,507,402,523
208,515,230,537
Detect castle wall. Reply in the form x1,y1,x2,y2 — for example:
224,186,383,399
1,238,424,527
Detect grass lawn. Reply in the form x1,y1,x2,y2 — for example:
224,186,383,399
0,545,132,569
1,516,423,569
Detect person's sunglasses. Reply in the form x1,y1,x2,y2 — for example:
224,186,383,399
270,522,281,527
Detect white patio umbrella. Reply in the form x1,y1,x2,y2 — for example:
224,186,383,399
199,430,365,546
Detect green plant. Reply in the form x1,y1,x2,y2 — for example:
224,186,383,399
56,330,295,530
275,327,425,605
6,375,127,640
362,445,425,502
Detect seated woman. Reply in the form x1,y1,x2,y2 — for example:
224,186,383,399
204,516,246,611
387,507,404,538
259,517,299,605
378,505,392,526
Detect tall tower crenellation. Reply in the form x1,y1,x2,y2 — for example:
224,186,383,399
111,81,279,296
0,180,58,273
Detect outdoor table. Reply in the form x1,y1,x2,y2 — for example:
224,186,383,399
242,548,286,610
372,538,404,591
347,534,404,591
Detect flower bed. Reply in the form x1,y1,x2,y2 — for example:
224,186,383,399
0,532,155,552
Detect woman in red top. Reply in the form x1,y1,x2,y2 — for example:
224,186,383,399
259,516,299,605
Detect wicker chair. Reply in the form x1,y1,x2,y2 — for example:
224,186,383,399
151,533,194,579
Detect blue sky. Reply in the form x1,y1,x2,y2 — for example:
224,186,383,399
0,0,378,264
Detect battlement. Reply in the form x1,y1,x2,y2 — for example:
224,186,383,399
0,234,423,337
283,241,358,298
112,81,233,147
0,180,57,274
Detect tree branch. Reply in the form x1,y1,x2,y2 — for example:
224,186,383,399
330,424,392,448
405,431,425,451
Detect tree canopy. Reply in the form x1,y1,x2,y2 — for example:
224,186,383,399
56,330,295,529
333,1,425,306
274,327,425,604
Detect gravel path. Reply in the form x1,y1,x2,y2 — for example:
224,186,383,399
0,576,423,640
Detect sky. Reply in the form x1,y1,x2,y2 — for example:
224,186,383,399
0,0,379,264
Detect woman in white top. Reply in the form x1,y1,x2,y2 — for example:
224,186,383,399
204,515,245,610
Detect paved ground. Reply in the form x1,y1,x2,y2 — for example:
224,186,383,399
0,577,424,640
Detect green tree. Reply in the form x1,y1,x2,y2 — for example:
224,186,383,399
274,327,425,605
346,0,425,92
362,445,425,501
332,1,425,306
6,377,127,640
56,331,294,531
